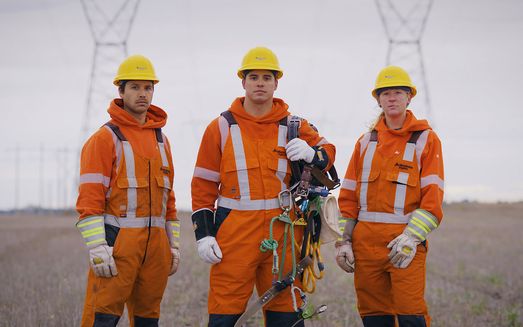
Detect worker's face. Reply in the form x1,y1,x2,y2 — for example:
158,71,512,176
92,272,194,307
242,70,278,104
377,88,411,119
119,80,154,116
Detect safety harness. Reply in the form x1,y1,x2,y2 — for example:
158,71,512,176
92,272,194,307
221,111,338,323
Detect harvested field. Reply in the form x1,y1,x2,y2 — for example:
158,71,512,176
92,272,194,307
0,203,522,326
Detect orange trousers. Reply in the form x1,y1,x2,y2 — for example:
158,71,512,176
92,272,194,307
208,208,304,314
81,227,171,327
352,221,430,326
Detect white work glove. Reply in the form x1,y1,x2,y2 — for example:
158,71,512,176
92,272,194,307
285,138,315,163
335,242,355,273
387,230,420,269
197,236,222,264
89,244,118,278
169,248,180,276
387,209,439,269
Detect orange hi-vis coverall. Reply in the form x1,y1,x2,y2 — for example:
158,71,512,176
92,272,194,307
76,99,177,327
338,110,444,327
191,97,335,322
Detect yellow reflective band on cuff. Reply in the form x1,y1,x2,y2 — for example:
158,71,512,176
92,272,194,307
173,231,180,237
411,218,431,234
86,238,106,246
77,218,103,228
81,227,104,238
417,210,439,228
407,226,425,241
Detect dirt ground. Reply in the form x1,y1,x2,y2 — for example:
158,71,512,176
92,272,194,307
0,202,522,327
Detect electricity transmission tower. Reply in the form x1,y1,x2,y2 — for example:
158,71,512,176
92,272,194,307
375,0,434,120
80,0,141,138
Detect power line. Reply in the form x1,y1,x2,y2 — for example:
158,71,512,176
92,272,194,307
375,0,434,121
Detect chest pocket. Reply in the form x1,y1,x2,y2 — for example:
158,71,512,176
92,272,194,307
221,158,261,199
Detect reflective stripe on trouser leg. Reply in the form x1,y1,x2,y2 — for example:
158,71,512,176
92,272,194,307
361,315,395,327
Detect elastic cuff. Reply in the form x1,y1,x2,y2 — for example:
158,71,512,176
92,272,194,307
191,208,216,241
311,146,329,170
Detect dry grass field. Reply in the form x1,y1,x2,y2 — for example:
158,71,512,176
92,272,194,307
1,202,522,327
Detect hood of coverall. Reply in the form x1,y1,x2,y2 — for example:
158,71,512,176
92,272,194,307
375,110,431,136
108,98,167,129
228,97,290,139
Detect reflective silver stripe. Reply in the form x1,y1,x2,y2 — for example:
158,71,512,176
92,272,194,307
358,211,410,224
122,141,138,218
76,215,106,247
104,214,166,228
217,196,281,211
421,174,444,191
80,173,110,188
403,142,416,161
278,125,287,147
103,125,123,170
358,132,371,158
276,158,288,192
218,116,229,153
193,167,221,182
158,138,171,219
230,124,250,200
103,125,123,199
341,178,357,191
359,141,377,212
415,130,430,170
394,172,409,215
315,137,329,146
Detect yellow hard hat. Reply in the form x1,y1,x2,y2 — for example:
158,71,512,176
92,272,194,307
372,65,417,99
237,46,283,79
113,54,159,86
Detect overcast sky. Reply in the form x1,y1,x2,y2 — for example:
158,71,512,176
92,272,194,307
1,0,522,211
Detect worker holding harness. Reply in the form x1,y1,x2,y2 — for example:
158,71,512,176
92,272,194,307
335,66,444,327
191,46,336,327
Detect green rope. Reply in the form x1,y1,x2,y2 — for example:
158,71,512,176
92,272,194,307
260,211,297,280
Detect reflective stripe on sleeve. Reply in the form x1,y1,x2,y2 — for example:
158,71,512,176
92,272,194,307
193,167,221,182
420,174,444,191
79,173,111,188
341,178,357,191
166,220,181,248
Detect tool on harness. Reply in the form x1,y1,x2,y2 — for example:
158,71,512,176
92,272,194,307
233,256,313,327
290,304,328,327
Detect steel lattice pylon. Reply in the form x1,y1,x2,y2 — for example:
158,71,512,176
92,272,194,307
80,0,140,139
375,0,433,120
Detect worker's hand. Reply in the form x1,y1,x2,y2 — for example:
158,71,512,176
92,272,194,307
335,241,355,273
89,244,118,278
169,248,180,276
387,231,420,269
197,236,222,264
285,138,315,163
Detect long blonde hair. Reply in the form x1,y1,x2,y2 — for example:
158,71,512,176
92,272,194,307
368,111,384,131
